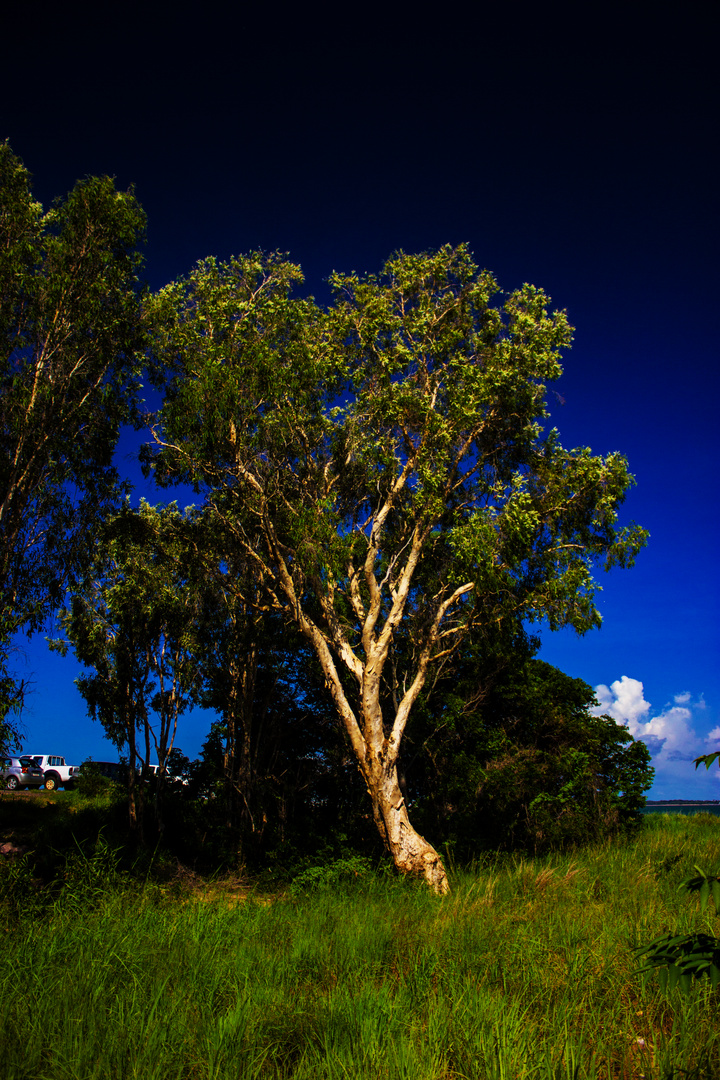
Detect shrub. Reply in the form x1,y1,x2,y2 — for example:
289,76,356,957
75,759,116,799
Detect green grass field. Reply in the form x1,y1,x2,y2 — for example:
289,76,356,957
1,811,719,1079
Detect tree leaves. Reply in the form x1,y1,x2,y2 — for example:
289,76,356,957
634,932,720,992
679,868,720,916
54,501,207,770
634,869,720,993
694,751,720,771
0,142,146,649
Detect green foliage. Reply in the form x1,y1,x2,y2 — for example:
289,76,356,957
0,851,46,922
288,853,377,896
0,142,146,721
53,500,210,836
0,661,24,756
680,867,720,915
635,931,720,992
56,501,206,754
180,706,376,874
695,751,720,771
182,530,352,865
406,657,653,854
635,867,720,993
75,758,116,799
0,831,126,925
632,749,720,996
57,833,125,914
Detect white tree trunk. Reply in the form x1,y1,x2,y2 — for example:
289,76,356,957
364,753,449,894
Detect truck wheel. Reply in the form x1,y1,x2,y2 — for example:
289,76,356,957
6,775,19,790
44,774,58,792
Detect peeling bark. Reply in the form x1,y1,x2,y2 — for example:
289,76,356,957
365,755,449,894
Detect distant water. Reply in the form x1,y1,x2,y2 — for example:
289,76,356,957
641,804,720,817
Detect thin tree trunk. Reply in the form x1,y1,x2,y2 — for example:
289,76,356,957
237,640,258,835
126,696,144,844
121,629,144,844
224,651,239,832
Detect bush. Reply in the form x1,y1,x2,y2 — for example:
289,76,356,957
288,853,376,896
75,759,116,799
405,658,654,856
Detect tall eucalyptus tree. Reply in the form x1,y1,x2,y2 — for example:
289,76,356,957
145,245,647,891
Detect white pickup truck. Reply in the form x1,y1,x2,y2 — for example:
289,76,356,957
28,755,78,791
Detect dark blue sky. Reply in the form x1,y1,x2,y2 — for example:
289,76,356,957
2,3,718,796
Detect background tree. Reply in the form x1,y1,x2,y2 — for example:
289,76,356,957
183,512,363,867
404,654,654,856
188,517,291,856
194,590,331,863
145,245,648,891
53,502,204,839
188,651,363,872
0,665,26,757
0,142,146,730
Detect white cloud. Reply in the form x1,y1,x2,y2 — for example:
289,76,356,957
592,676,719,797
594,676,651,729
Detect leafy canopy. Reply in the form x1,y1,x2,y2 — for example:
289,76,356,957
0,142,146,728
146,244,647,693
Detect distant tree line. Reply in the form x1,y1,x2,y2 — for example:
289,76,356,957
1,144,652,887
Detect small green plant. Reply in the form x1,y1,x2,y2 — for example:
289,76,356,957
635,867,720,991
0,851,47,921
58,833,124,911
289,853,376,896
75,758,113,798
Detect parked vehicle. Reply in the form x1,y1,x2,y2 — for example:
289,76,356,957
28,754,78,791
1,756,45,790
145,763,188,786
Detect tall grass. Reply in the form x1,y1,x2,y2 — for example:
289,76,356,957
1,813,719,1079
